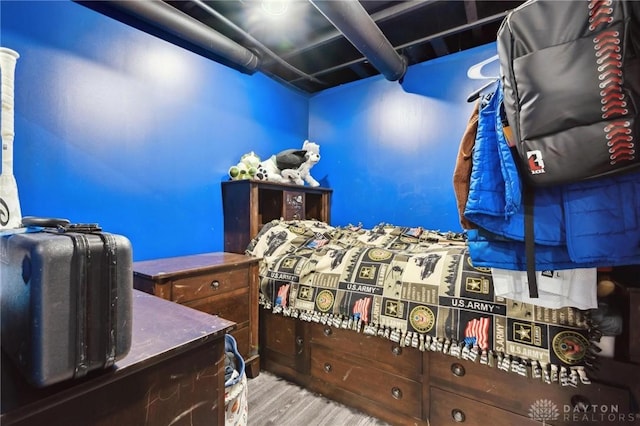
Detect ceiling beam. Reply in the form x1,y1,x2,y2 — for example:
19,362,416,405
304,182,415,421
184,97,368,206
191,0,327,85
464,0,483,39
310,0,406,81
262,0,437,66
290,10,509,83
430,37,450,56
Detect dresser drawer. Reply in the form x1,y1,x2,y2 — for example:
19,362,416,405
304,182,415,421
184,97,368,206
429,351,636,420
172,267,248,303
260,309,304,358
259,308,310,378
309,322,423,380
430,387,538,426
311,344,422,419
185,289,249,327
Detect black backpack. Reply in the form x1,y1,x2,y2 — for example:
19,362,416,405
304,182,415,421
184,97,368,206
497,0,640,187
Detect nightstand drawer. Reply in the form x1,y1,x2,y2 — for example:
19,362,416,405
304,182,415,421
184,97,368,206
185,290,250,327
430,387,538,426
172,268,248,303
311,344,422,419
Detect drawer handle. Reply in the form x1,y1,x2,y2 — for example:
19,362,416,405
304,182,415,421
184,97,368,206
210,280,220,289
324,363,332,373
323,326,332,336
452,409,466,422
571,395,592,411
451,363,466,377
391,345,402,356
391,387,403,400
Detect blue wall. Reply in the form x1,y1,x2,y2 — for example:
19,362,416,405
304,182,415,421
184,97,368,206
1,0,498,260
309,43,498,230
1,0,309,260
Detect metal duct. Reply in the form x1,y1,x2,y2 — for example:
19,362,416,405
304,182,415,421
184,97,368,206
310,0,407,82
109,0,259,72
191,0,325,86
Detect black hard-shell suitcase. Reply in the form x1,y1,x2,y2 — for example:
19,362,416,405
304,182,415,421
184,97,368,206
0,217,133,387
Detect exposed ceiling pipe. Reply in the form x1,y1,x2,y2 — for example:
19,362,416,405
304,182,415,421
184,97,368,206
269,0,436,65
109,0,259,72
290,10,510,84
309,0,407,82
190,0,326,86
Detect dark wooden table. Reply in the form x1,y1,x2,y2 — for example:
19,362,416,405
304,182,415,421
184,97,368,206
1,290,235,426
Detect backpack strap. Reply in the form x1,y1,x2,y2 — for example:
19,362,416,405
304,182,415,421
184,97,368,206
523,184,539,298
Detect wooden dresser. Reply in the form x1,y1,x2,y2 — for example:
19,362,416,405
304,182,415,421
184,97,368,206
1,290,234,426
132,252,261,377
221,179,332,254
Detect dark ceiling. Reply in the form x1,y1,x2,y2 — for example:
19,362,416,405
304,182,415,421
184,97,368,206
80,1,526,94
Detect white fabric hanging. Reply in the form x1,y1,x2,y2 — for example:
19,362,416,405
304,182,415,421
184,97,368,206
491,268,597,310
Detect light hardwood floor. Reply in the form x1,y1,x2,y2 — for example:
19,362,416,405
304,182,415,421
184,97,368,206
246,371,390,426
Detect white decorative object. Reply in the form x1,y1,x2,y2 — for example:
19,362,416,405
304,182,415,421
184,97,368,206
0,47,21,229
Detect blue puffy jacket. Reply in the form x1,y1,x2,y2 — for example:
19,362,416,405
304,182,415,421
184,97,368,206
464,83,640,270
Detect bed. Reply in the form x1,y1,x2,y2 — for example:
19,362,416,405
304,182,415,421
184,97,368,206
246,219,608,424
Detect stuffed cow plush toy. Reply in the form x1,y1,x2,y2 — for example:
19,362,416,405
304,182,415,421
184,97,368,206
255,140,321,187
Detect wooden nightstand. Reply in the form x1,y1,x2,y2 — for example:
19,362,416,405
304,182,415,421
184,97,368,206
132,252,261,377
